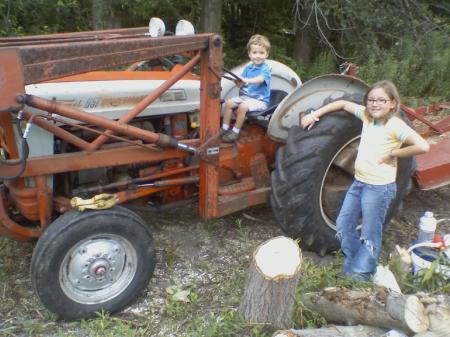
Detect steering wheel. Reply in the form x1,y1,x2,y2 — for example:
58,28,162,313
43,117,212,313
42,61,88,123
222,68,243,83
127,57,176,71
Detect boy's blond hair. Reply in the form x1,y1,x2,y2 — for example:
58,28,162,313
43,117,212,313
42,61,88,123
247,34,271,53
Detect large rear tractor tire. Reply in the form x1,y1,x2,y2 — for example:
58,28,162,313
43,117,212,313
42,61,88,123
31,206,155,320
270,111,414,255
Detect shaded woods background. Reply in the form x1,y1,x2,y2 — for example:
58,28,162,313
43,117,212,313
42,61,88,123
1,0,448,100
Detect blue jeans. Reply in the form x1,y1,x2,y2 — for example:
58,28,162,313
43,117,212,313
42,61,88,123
336,179,396,275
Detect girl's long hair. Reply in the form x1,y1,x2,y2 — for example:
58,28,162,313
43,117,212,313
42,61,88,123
363,80,400,123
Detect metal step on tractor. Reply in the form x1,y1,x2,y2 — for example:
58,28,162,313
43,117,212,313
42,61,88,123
0,20,449,320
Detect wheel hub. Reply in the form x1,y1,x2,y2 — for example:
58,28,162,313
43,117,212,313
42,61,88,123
69,241,124,290
60,234,136,304
92,264,107,277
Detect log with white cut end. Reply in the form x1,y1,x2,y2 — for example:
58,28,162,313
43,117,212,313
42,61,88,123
417,293,450,336
239,236,302,329
301,287,429,335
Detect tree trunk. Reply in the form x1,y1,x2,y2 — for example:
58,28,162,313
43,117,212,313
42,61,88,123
199,0,223,33
273,325,387,337
301,287,429,335
239,236,302,329
293,25,313,66
292,4,313,65
92,0,117,30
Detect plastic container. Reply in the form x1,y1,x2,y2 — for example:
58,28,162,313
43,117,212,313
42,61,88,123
417,211,437,243
373,265,402,293
410,245,450,278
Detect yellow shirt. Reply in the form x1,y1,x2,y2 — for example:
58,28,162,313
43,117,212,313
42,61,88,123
354,107,414,185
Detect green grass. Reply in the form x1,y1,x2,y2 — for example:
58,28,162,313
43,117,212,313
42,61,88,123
2,208,448,336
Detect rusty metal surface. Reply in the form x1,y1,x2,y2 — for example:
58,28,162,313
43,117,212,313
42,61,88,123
90,53,200,149
22,111,92,150
6,183,40,221
0,186,41,240
217,186,271,217
0,49,25,113
0,28,218,240
250,153,270,188
415,137,450,190
402,104,444,135
115,186,168,204
0,143,196,178
36,175,52,228
0,27,278,240
4,35,211,84
218,177,256,196
76,165,200,195
199,35,223,219
0,27,148,46
0,114,20,161
25,95,161,145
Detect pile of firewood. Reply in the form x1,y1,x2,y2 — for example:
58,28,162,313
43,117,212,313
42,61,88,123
239,238,449,337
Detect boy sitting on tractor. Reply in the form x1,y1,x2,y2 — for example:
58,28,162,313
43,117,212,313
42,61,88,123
220,34,272,142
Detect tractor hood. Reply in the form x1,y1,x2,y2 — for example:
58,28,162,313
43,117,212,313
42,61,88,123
25,68,201,121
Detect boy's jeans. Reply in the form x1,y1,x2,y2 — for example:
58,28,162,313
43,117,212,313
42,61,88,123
336,179,396,275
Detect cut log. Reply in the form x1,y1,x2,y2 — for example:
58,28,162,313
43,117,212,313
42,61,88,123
239,236,302,329
417,293,450,336
272,325,387,337
301,287,429,334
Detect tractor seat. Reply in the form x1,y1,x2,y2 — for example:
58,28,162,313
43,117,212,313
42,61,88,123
246,89,288,120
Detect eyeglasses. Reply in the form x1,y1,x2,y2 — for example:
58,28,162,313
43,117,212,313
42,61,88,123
367,98,390,105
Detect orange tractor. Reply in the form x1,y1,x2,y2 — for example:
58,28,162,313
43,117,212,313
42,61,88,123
0,26,448,319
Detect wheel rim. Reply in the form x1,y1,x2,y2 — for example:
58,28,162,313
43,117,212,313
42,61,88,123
59,234,137,305
319,136,360,230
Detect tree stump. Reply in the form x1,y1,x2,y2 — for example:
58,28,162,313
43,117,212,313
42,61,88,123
239,236,302,329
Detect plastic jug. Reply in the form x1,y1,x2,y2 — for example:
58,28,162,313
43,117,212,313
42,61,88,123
417,211,437,243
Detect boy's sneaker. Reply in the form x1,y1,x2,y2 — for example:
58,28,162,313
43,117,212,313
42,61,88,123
219,128,230,136
221,131,240,142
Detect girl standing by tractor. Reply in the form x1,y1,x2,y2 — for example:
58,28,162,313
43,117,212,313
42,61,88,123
301,80,429,280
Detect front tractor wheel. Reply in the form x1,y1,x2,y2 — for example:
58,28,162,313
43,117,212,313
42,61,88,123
31,206,155,320
270,111,414,255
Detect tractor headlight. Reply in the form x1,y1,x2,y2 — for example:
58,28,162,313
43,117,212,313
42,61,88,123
147,17,165,37
175,20,195,36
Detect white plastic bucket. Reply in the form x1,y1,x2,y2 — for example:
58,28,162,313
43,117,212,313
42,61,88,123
410,246,450,278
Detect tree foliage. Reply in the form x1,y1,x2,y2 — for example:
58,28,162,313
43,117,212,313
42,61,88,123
0,0,448,98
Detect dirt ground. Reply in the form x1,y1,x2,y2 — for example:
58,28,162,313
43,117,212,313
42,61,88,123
0,185,448,336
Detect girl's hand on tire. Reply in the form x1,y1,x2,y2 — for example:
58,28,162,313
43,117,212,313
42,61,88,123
301,111,319,130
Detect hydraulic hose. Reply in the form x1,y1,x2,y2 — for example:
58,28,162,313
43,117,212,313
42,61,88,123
0,112,31,180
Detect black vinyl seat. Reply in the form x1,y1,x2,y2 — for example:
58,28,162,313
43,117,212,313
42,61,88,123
246,89,288,120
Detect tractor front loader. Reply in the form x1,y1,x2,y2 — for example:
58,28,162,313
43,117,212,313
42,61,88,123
0,28,294,319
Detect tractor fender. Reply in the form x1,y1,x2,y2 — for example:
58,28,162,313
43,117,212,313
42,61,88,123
220,59,301,103
267,74,369,142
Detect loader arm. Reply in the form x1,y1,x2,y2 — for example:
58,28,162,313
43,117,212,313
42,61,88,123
0,29,223,239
